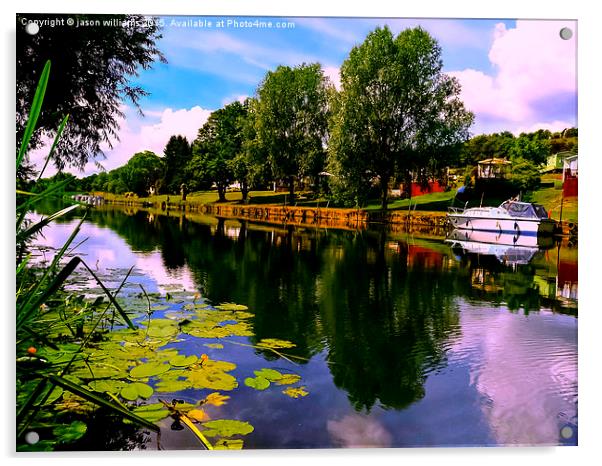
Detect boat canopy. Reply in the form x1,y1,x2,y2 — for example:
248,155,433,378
500,201,548,219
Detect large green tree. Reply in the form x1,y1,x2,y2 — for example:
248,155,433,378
17,14,165,171
255,63,332,204
328,26,473,209
189,101,247,202
162,135,192,194
120,151,165,196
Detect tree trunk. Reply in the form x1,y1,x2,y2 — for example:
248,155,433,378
380,175,390,211
241,181,249,202
217,184,227,202
288,176,295,205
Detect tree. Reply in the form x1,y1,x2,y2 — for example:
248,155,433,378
510,158,541,191
163,135,192,194
328,26,473,210
120,151,165,196
17,14,165,171
228,98,272,202
189,101,247,202
461,132,515,166
509,132,550,165
255,63,332,204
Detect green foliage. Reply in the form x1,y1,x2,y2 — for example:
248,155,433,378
460,131,515,166
255,63,332,203
508,132,551,165
17,13,165,170
189,101,248,201
120,150,165,196
163,135,192,194
510,157,542,191
328,26,473,209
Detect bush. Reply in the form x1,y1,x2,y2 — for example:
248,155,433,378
510,158,541,192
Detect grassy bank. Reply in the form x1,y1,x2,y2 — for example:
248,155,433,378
96,178,577,224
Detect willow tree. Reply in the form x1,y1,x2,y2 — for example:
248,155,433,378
17,14,165,171
328,26,473,209
255,63,331,204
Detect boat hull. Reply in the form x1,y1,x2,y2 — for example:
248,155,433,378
447,214,556,235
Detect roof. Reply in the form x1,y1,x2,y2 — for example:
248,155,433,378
478,158,512,165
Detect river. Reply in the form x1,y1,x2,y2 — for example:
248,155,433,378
29,203,578,449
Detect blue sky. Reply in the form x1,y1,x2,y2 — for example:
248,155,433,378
133,17,517,111
43,16,576,175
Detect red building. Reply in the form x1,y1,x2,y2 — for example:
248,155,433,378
562,154,578,197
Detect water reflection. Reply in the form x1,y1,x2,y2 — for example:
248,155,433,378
31,203,578,447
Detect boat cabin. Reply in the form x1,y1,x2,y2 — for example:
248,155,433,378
500,200,548,219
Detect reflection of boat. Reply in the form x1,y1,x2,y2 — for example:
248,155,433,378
445,229,552,266
447,199,556,235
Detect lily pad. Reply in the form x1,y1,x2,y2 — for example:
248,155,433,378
187,408,210,422
88,379,128,394
155,378,192,392
256,338,296,349
254,368,284,382
147,325,179,338
120,382,154,401
244,376,270,391
53,421,87,443
215,303,248,311
214,439,244,450
203,392,230,407
169,354,198,367
282,386,309,398
129,362,171,378
187,369,238,391
203,343,224,349
275,374,302,385
201,419,254,437
131,403,170,423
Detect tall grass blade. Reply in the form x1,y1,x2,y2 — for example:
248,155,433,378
17,60,50,169
16,204,80,243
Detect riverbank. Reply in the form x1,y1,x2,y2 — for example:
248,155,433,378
89,192,576,238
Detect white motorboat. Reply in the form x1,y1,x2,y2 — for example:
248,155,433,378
445,228,552,265
447,199,556,236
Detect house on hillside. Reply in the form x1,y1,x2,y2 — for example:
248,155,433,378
544,150,577,173
562,154,578,197
477,158,512,180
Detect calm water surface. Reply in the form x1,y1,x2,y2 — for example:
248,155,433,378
31,205,578,449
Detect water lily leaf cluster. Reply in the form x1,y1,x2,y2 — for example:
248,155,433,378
17,282,309,451
244,368,305,397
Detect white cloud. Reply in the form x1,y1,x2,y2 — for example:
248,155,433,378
449,20,577,135
30,105,213,177
327,414,392,448
79,105,212,175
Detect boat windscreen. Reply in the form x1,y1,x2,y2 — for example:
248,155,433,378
533,205,548,219
501,202,537,218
